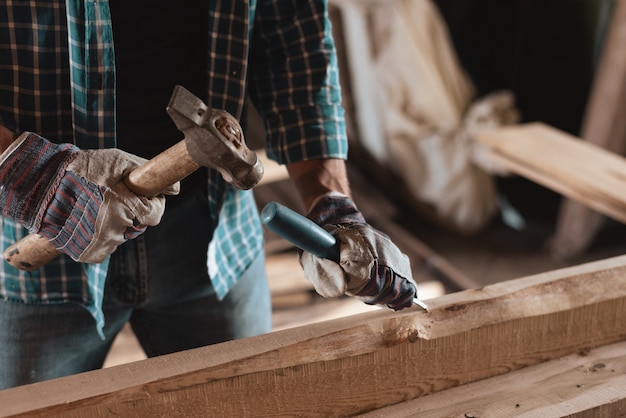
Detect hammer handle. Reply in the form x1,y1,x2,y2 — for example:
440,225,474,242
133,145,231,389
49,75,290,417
125,140,199,197
4,140,199,271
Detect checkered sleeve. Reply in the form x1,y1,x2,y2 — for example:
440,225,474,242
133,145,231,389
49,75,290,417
248,0,348,164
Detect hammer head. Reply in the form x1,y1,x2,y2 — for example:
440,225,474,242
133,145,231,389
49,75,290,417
166,85,264,190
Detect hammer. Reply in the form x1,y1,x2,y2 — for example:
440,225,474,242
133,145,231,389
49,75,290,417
4,85,264,271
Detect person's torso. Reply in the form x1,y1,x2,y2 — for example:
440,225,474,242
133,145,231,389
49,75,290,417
109,1,211,198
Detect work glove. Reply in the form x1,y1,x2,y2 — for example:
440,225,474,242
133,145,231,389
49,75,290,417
300,192,417,310
0,132,179,263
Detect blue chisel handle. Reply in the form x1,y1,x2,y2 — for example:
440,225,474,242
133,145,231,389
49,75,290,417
260,201,340,262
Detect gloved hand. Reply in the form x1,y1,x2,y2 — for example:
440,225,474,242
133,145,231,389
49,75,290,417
300,192,417,310
0,132,179,263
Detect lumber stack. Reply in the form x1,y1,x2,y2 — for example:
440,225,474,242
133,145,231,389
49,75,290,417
2,254,626,417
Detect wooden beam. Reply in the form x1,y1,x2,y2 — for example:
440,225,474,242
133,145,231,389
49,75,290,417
551,0,626,260
477,122,626,224
3,255,626,417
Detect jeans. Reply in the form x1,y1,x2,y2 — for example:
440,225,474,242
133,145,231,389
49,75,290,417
0,188,272,390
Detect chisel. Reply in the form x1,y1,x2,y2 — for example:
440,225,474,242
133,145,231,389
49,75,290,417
260,201,428,310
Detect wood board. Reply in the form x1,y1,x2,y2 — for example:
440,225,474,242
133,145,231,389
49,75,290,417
551,0,626,260
361,339,626,417
477,122,626,225
2,254,626,416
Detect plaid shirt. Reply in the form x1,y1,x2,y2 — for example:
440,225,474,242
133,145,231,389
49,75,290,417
0,0,347,335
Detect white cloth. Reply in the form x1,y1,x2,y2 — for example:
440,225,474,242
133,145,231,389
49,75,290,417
370,0,519,233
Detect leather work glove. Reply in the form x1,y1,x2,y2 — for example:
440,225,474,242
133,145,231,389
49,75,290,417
300,192,417,310
0,132,179,263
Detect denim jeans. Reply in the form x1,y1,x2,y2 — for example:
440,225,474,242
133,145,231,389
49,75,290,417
0,188,272,390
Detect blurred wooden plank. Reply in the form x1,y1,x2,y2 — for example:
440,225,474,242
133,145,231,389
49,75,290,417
265,250,316,310
551,0,626,259
254,148,289,186
3,255,626,417
477,122,626,224
265,251,310,295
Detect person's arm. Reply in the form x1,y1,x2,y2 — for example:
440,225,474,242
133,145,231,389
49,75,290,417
252,0,418,309
286,157,418,310
286,158,351,211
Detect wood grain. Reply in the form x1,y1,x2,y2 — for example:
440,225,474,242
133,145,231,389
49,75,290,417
3,255,626,417
362,340,626,418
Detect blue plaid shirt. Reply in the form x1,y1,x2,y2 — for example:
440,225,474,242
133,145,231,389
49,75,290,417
0,0,347,335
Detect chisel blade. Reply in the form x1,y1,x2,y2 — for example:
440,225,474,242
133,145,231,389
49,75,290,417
413,298,428,311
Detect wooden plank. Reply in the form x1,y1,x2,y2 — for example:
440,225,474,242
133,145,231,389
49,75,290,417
3,255,626,417
361,340,626,418
265,250,312,296
551,0,626,259
477,122,626,224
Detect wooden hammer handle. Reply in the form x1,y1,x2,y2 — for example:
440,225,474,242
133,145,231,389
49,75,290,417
124,140,199,197
4,140,200,271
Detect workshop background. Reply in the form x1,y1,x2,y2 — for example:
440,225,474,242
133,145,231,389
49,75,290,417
104,0,626,367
